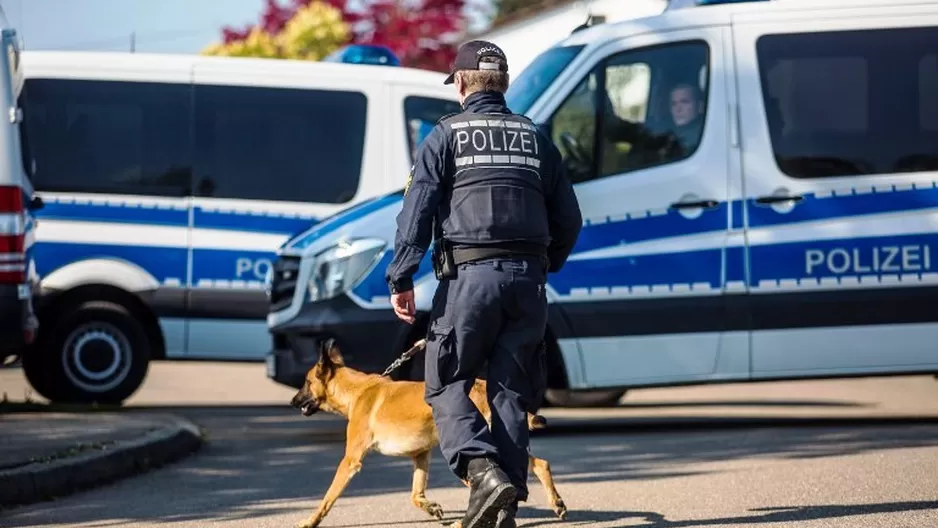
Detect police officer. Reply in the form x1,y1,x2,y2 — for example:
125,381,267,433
385,40,582,528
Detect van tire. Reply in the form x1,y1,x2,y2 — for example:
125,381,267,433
544,388,627,408
26,301,150,405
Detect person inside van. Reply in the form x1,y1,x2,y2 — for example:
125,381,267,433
667,82,705,154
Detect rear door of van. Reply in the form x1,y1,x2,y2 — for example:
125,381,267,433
733,4,938,377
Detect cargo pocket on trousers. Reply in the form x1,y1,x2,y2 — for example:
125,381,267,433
424,322,456,397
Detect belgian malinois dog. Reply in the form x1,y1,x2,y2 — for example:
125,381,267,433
289,338,568,528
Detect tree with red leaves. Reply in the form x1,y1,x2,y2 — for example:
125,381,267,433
219,0,474,72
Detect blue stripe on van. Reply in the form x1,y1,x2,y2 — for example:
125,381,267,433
744,183,938,230
37,199,319,234
748,233,937,286
191,248,281,285
33,242,188,284
38,201,188,227
574,202,729,253
193,209,316,235
548,247,724,295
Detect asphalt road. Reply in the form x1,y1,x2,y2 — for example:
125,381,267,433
3,362,938,527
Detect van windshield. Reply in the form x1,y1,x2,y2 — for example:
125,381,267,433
505,45,585,116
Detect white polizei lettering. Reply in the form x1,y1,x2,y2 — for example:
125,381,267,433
852,248,871,273
804,245,934,276
827,248,851,274
881,246,900,272
806,249,824,274
507,130,521,151
456,130,470,153
902,246,922,271
519,132,532,153
487,130,504,152
235,258,252,277
471,129,486,150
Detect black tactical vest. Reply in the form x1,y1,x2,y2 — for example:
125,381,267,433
438,111,552,249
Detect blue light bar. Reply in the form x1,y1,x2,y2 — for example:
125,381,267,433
323,44,401,66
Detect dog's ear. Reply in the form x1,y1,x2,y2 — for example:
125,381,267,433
319,338,345,368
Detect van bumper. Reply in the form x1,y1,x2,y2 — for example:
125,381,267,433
266,294,408,389
0,283,38,359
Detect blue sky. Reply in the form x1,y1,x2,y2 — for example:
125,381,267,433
0,0,494,55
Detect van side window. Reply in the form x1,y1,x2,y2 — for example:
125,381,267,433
546,40,710,184
757,26,938,178
20,79,192,197
193,85,367,203
403,96,462,164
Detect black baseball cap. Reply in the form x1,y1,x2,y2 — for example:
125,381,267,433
443,40,508,85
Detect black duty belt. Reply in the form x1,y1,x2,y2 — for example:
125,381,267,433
451,241,548,266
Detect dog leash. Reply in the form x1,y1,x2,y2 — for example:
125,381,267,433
381,345,420,377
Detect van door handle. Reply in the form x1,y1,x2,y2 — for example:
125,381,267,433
669,199,719,210
755,194,804,205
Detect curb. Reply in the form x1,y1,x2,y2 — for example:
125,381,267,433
0,415,204,509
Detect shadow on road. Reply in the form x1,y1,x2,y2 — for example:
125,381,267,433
519,500,938,527
3,406,938,527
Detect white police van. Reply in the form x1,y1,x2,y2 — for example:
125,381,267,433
17,45,462,403
266,0,938,408
0,7,41,369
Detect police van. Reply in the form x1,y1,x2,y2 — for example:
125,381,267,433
267,0,938,408
17,46,462,403
0,8,41,369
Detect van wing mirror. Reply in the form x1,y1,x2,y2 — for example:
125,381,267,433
29,195,44,211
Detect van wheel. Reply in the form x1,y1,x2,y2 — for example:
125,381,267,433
544,388,626,408
30,301,150,405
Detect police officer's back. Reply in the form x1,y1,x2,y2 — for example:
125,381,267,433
385,40,582,528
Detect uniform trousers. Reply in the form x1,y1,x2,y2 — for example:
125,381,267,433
423,255,548,502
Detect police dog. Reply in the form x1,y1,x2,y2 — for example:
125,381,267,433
289,337,567,528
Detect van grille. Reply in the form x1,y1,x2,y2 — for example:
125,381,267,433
269,255,301,313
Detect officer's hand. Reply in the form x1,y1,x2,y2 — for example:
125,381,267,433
391,290,416,324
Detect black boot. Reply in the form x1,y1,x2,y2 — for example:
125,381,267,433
495,500,518,528
460,457,517,528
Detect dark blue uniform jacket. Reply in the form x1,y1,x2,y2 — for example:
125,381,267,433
385,90,582,294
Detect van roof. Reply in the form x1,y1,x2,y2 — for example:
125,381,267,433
20,50,450,85
558,0,938,47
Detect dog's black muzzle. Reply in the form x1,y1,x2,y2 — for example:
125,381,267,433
290,390,321,417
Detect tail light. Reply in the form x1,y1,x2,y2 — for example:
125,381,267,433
0,185,26,284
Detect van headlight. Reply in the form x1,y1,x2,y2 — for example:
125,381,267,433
306,238,386,303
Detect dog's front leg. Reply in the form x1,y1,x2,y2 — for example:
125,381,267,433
297,454,363,528
411,450,444,520
530,454,567,520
